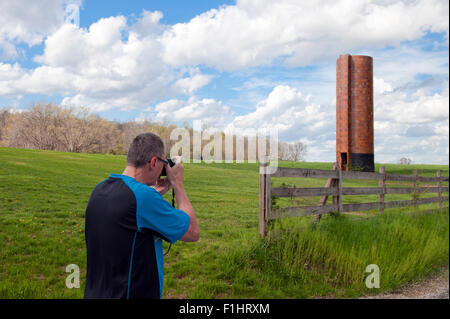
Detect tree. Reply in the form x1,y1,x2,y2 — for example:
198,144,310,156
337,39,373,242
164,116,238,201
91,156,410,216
3,104,62,150
0,109,11,144
278,141,307,162
1,103,308,162
290,141,307,162
2,103,121,154
399,157,412,165
120,121,154,152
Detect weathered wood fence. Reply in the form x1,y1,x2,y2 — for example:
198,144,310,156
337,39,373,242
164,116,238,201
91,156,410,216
259,163,449,238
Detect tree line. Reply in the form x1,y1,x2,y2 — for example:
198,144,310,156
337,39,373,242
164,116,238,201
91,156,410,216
0,103,306,161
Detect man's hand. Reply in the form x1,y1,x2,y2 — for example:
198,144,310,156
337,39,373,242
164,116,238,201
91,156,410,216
166,161,184,188
165,160,199,242
153,177,171,195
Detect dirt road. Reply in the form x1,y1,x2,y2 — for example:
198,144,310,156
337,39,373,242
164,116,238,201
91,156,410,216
361,267,449,299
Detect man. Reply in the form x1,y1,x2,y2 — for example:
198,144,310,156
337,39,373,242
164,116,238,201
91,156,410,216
84,133,199,299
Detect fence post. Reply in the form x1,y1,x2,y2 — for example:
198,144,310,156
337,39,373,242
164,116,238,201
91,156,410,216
315,162,338,222
332,167,339,212
338,169,343,214
379,166,386,214
259,162,268,238
266,169,272,227
437,170,442,210
413,169,418,210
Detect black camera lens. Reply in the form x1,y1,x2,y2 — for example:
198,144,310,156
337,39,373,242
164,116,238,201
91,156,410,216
160,158,175,176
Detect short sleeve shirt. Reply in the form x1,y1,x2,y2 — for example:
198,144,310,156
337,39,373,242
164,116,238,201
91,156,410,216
84,174,190,299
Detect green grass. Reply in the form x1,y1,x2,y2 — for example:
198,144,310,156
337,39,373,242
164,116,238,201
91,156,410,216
221,211,448,298
0,147,448,298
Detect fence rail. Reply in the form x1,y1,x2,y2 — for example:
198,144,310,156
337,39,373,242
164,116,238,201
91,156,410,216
272,186,449,197
259,163,449,238
272,166,450,183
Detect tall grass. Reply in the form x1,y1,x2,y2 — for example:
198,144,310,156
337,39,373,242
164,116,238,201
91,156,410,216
218,210,449,298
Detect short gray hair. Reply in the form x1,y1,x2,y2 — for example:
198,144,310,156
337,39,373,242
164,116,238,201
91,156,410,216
127,133,165,168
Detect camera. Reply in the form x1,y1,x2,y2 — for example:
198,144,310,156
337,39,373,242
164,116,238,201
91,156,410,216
160,158,175,176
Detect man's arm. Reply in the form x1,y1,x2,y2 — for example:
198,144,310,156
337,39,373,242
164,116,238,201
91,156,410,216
173,182,199,242
166,163,199,242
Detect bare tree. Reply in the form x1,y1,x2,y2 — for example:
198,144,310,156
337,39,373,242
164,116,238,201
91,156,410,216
2,103,121,153
399,157,412,165
121,121,154,152
59,113,120,153
278,141,307,162
149,121,178,155
120,120,181,156
1,103,308,163
87,117,121,153
56,107,89,152
3,104,62,150
290,141,307,162
0,109,11,144
278,141,288,161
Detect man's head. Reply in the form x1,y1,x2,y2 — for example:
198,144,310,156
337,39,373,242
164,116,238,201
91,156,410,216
126,133,166,185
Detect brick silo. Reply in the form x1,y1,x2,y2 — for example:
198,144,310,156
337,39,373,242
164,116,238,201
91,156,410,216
336,54,374,172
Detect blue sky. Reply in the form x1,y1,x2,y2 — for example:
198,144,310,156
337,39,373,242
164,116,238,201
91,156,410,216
0,0,448,164
80,0,236,26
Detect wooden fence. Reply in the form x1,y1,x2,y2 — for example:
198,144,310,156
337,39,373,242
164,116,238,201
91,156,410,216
259,163,449,238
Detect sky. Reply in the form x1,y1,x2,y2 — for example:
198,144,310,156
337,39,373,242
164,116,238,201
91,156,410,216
0,0,448,164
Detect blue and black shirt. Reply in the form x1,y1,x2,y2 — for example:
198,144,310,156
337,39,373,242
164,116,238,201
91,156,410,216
84,174,190,299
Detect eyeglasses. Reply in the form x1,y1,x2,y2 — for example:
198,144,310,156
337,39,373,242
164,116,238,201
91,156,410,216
157,157,168,165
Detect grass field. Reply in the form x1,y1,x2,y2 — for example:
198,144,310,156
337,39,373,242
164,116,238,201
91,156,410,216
0,147,448,298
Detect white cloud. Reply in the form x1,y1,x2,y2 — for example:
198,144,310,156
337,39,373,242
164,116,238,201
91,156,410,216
129,10,165,36
227,85,332,139
223,81,448,164
153,99,184,112
374,77,393,95
373,78,449,164
434,123,449,137
172,68,213,94
305,139,336,163
153,97,232,128
372,45,449,88
224,85,337,162
161,0,449,70
0,0,83,59
0,11,212,111
375,85,449,125
150,85,337,162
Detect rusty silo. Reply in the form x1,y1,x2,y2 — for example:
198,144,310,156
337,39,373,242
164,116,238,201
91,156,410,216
336,54,374,172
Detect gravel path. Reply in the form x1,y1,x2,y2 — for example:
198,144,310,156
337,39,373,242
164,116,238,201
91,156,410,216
361,267,449,299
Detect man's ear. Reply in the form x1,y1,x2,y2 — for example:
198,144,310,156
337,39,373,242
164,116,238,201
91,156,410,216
149,156,158,168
